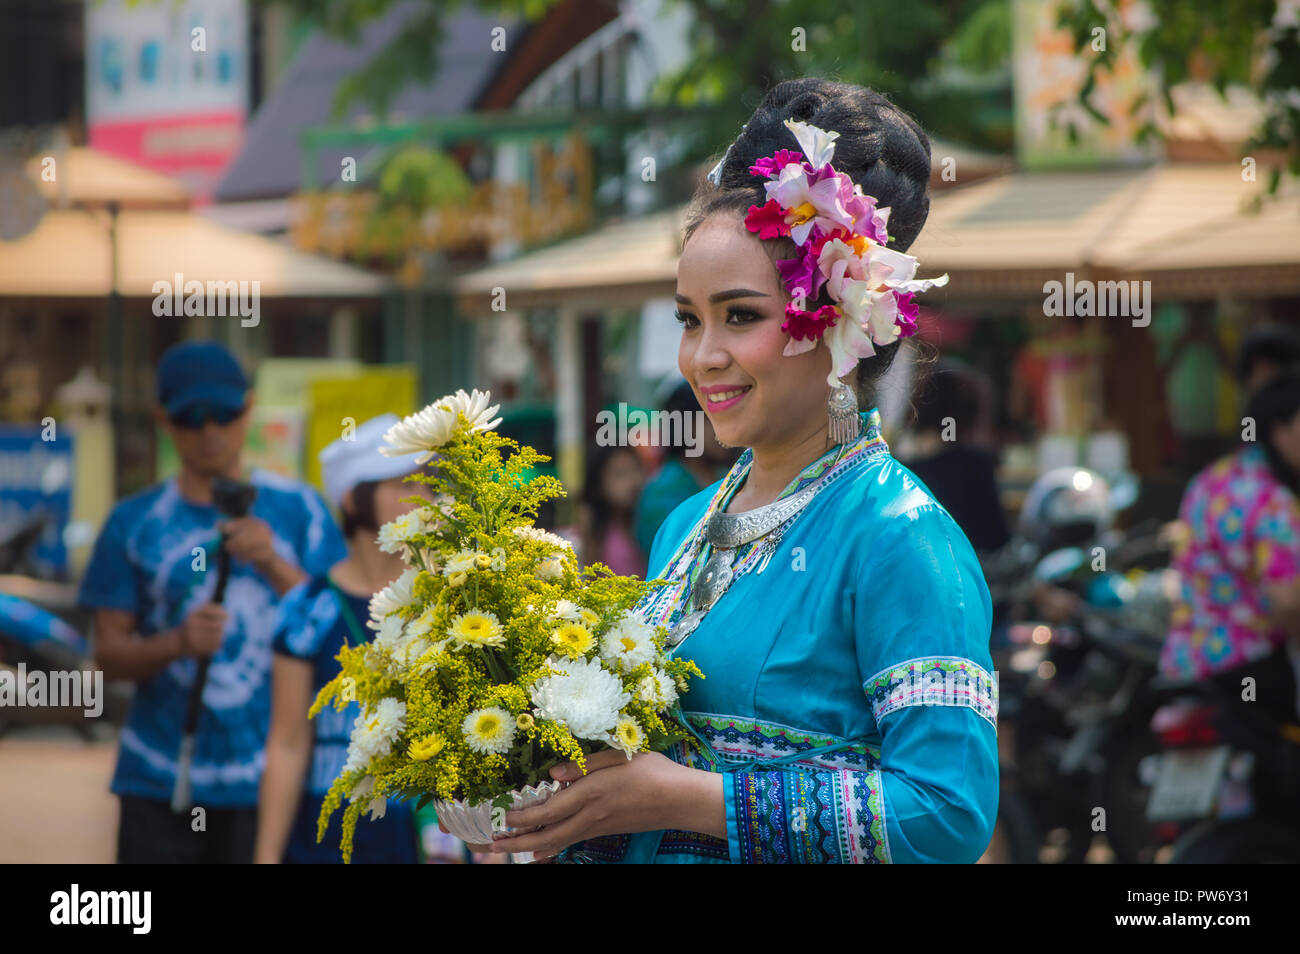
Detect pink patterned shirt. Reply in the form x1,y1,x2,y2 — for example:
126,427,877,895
1162,445,1300,679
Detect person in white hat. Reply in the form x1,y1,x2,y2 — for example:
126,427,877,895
255,414,437,864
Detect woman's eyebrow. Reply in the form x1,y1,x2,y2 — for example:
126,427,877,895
674,288,771,304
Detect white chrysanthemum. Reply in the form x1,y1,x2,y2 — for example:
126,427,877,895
380,405,456,463
368,568,418,630
636,667,679,708
600,615,657,672
349,697,406,763
511,526,575,552
530,656,631,741
536,556,565,580
550,599,582,622
462,707,517,755
373,613,408,652
405,604,439,638
439,388,502,435
376,509,426,554
443,549,481,577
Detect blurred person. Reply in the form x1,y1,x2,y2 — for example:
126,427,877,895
79,341,347,864
565,444,647,578
634,379,737,556
1162,371,1300,723
1236,323,1300,397
256,415,426,864
903,361,1010,554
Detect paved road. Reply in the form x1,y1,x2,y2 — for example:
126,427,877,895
0,731,117,863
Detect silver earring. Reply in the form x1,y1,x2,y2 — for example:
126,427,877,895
827,383,861,445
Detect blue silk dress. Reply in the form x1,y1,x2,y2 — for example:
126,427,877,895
561,409,999,863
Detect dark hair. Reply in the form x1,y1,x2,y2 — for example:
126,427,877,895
1244,370,1300,496
1236,323,1300,385
682,77,934,406
340,480,381,539
581,443,639,548
914,362,978,434
662,381,702,461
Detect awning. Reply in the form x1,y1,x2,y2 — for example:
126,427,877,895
453,205,682,313
910,163,1300,300
0,208,392,298
452,162,1300,312
28,146,190,209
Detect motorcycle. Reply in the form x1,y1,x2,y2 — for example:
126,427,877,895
1142,664,1300,863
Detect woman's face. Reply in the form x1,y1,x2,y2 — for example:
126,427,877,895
676,213,832,454
372,474,433,527
600,449,644,511
1272,411,1300,472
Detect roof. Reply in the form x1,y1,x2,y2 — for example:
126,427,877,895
0,208,391,298
451,162,1300,312
213,3,527,202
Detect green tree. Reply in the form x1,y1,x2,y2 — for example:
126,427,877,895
1057,0,1299,190
258,0,1014,151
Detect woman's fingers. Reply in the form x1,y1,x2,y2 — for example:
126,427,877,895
504,782,584,830
490,813,586,857
549,749,628,782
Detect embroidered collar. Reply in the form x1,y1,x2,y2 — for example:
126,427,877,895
637,409,890,632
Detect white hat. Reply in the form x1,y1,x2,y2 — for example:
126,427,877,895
319,413,426,508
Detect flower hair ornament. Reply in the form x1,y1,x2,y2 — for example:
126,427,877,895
719,119,949,443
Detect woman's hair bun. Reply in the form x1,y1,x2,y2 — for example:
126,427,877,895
716,77,932,252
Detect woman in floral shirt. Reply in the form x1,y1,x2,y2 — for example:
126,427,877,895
1163,372,1300,722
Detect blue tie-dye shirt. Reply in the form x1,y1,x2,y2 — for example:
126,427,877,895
78,469,347,807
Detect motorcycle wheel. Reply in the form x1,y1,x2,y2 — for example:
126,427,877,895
1098,729,1164,864
1171,817,1300,864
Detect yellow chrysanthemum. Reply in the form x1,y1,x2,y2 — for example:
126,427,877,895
448,610,505,648
614,716,644,755
448,571,468,588
409,734,446,761
516,712,535,731
475,553,493,570
578,608,600,627
551,622,594,657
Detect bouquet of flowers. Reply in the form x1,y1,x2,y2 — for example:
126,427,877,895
311,389,702,862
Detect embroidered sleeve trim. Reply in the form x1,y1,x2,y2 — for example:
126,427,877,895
862,655,998,728
726,766,890,863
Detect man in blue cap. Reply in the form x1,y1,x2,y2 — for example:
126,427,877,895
78,340,347,863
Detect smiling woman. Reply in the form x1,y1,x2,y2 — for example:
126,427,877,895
486,77,998,865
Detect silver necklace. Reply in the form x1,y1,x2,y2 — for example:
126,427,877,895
666,452,841,646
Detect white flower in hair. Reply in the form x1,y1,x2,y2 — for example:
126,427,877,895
784,118,839,169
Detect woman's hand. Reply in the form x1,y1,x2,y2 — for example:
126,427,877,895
470,750,717,861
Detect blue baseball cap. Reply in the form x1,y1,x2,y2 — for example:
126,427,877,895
156,341,249,417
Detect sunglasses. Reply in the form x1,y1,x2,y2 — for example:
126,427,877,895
169,403,245,429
